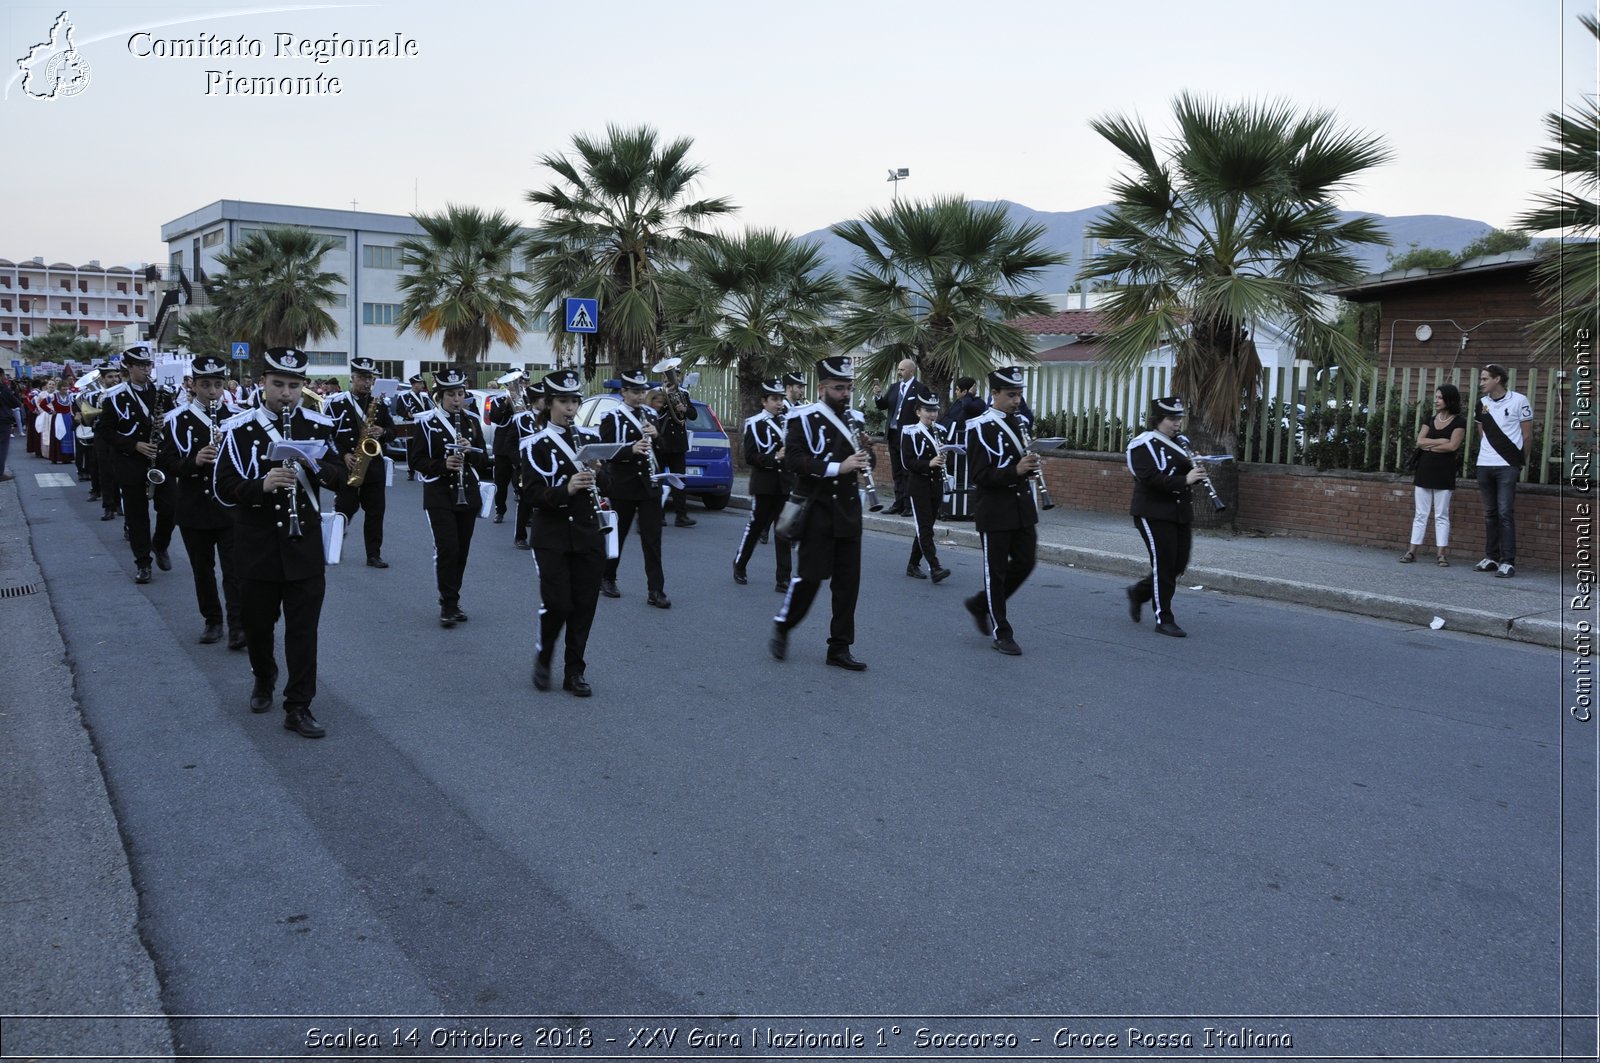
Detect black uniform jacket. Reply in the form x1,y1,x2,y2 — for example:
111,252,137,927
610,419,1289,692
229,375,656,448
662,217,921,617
898,421,947,483
742,411,788,497
326,389,398,487
408,407,490,509
1126,430,1194,525
101,382,176,486
488,394,535,460
520,424,611,552
966,408,1038,532
213,405,342,581
160,400,242,529
394,389,435,422
597,403,659,501
652,390,697,456
782,401,863,540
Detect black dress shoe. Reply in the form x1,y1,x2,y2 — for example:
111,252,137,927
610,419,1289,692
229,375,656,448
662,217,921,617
1126,584,1143,623
965,596,991,637
769,623,788,661
906,563,927,579
446,609,469,623
600,578,621,599
227,629,248,651
563,673,593,697
513,537,528,549
366,556,389,568
648,592,672,609
1155,621,1188,638
930,567,951,584
88,491,100,502
532,658,551,691
993,636,1023,656
123,526,130,540
283,708,326,738
249,689,273,713
439,611,457,628
759,529,769,544
775,579,789,593
154,549,171,572
493,512,505,524
674,515,697,527
199,622,224,644
733,566,748,585
134,566,152,585
100,511,117,521
825,651,868,672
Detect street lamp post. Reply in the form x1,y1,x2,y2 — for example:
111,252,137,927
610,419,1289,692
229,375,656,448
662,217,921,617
886,167,909,202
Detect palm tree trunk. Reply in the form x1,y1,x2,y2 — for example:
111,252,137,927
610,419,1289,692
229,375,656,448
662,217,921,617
735,358,764,425
1180,421,1237,529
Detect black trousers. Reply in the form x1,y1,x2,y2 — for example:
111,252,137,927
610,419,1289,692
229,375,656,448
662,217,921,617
123,480,175,567
886,429,908,508
493,453,517,517
76,434,92,478
427,505,478,608
733,493,792,581
534,541,605,676
95,438,118,511
604,494,664,594
334,477,386,560
241,572,324,709
1132,517,1191,625
179,523,242,628
514,477,536,541
775,533,860,651
658,452,690,517
968,526,1037,641
906,476,942,570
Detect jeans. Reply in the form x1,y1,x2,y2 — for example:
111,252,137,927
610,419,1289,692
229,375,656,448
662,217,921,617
1476,464,1519,564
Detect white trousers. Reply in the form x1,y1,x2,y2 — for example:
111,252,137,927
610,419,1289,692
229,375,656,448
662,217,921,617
1410,486,1452,547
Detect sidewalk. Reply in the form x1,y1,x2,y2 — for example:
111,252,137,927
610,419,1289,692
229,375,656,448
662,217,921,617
732,492,1573,650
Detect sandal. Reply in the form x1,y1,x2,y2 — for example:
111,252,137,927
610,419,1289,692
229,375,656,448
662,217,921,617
1436,555,1449,567
1399,551,1416,563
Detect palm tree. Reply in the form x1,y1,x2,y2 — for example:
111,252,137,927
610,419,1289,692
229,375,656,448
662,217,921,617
524,123,737,379
831,196,1065,403
394,205,533,372
207,227,341,378
1079,94,1391,482
174,308,228,360
662,229,845,421
1515,13,1599,360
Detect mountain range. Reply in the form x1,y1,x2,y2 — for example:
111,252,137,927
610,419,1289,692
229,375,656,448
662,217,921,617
795,200,1494,294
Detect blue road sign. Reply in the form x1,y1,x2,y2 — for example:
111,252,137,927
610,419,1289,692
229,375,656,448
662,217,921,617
564,298,598,334
231,342,250,361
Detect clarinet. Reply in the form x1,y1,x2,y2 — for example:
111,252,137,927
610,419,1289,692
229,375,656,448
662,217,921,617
1176,434,1227,512
279,409,304,540
1015,418,1055,511
452,411,469,507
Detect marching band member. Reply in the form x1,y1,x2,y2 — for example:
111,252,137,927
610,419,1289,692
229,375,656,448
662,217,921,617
90,363,123,518
326,356,397,569
520,369,608,697
394,373,434,481
212,347,343,738
900,393,952,582
159,354,244,648
100,347,177,584
732,378,792,591
650,357,698,527
510,377,547,550
781,371,807,419
1126,396,1207,638
962,366,1040,656
408,368,490,628
487,370,526,526
598,367,670,607
770,356,868,671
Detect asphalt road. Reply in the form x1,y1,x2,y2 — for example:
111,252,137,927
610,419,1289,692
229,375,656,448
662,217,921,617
8,472,1594,1061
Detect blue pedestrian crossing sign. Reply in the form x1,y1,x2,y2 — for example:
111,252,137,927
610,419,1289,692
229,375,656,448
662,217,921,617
564,298,598,334
230,342,250,361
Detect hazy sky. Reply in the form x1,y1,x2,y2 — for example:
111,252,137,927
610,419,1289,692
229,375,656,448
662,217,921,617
1,0,1592,267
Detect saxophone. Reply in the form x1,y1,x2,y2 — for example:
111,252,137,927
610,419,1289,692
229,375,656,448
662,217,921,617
345,390,384,487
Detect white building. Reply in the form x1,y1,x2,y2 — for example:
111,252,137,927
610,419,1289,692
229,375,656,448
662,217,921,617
0,257,153,355
159,200,558,380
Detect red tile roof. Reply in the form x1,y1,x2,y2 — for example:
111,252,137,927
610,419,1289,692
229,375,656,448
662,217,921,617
1010,309,1106,336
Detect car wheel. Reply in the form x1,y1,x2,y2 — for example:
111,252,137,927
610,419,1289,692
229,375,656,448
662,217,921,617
701,492,729,511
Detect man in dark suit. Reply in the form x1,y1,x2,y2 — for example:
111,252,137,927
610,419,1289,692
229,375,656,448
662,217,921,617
874,357,926,515
962,366,1040,657
327,356,397,568
770,356,869,671
213,347,344,737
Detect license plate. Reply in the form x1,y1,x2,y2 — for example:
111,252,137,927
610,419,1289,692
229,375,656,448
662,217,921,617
685,467,704,477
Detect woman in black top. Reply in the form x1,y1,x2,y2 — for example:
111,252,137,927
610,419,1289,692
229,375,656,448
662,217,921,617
1401,383,1466,566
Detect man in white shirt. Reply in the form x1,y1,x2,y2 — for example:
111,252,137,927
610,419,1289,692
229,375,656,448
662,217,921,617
1472,363,1534,578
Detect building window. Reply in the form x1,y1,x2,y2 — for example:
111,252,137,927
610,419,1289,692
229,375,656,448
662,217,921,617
419,360,455,378
329,293,348,308
61,280,72,290
202,229,224,248
78,303,88,314
18,277,28,289
19,299,29,312
363,245,402,270
135,304,144,315
0,325,10,335
239,227,263,240
116,282,128,293
78,280,88,292
20,324,30,336
134,283,143,295
0,277,9,288
117,304,128,316
1,300,9,311
306,351,347,367
362,301,400,326
324,235,348,251
372,359,405,379
60,300,71,312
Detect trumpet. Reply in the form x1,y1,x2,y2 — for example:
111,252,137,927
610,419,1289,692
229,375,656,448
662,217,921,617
1016,419,1055,512
1177,434,1228,512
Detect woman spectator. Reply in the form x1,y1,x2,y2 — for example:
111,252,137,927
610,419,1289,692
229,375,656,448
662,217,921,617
1401,383,1466,566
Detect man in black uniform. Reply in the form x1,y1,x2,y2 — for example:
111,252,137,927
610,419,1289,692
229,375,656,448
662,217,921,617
770,356,869,671
521,370,609,696
1126,396,1208,638
650,358,698,527
394,373,434,480
900,392,952,582
78,362,114,505
487,370,527,525
598,367,670,607
327,356,397,568
511,377,547,549
159,354,245,648
962,366,1041,656
408,368,490,627
213,347,343,738
733,378,792,591
101,346,177,584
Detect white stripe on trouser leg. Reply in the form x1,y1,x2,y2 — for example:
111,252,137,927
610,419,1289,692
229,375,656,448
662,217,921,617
424,510,441,597
531,550,545,657
734,513,755,564
774,576,799,624
981,533,997,639
908,497,920,563
1138,517,1164,622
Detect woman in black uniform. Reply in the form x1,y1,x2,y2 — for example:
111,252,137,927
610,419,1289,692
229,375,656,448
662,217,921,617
1125,396,1211,638
899,393,951,582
